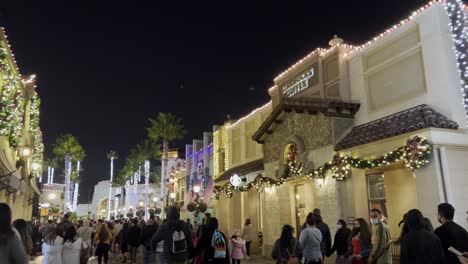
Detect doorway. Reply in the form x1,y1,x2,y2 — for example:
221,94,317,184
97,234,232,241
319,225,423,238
294,184,306,238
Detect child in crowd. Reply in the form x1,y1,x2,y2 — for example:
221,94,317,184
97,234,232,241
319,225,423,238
228,229,247,264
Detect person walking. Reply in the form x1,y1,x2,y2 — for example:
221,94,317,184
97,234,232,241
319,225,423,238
242,218,255,260
62,226,88,264
41,220,56,239
113,220,123,253
94,222,113,264
127,218,142,263
368,209,391,264
194,217,229,264
299,213,323,264
42,227,63,264
0,203,28,264
116,222,129,263
57,214,74,233
313,208,332,259
348,218,372,264
434,203,468,264
400,209,444,264
229,229,246,264
327,219,351,264
151,206,194,264
77,220,92,263
13,218,33,256
272,224,302,264
140,219,158,264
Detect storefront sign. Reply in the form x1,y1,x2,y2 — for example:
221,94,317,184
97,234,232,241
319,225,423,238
281,64,318,97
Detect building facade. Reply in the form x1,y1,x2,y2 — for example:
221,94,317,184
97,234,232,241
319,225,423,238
211,1,468,261
0,27,44,221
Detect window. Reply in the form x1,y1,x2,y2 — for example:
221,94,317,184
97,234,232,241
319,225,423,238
366,173,388,218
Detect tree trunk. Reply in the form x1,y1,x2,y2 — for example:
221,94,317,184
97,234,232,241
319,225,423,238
107,157,114,219
144,160,150,220
64,154,72,213
162,139,169,216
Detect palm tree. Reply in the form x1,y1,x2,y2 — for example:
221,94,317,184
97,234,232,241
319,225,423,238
106,150,118,219
53,134,85,213
146,113,186,203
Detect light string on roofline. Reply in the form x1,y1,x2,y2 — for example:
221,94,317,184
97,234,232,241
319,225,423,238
445,0,468,125
273,1,448,83
227,101,271,128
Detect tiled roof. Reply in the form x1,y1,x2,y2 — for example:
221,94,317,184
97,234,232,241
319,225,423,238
335,105,459,151
253,98,360,143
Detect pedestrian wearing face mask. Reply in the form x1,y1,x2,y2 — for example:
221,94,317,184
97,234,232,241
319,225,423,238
347,218,371,264
327,219,351,264
368,209,391,264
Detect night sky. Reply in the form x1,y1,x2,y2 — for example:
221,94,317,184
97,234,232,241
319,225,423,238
1,0,434,203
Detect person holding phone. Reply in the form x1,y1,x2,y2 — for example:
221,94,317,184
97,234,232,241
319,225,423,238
434,203,468,264
458,253,468,264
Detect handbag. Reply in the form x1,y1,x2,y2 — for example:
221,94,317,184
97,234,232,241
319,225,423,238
79,240,89,264
284,240,299,264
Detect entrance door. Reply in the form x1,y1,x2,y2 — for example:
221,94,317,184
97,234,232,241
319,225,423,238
294,184,306,238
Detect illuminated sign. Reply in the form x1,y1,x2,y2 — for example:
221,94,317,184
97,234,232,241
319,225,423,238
281,65,317,97
230,174,242,187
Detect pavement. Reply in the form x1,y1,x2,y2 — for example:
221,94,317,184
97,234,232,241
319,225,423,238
30,250,276,264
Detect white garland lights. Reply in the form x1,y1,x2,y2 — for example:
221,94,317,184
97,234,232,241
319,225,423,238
107,156,115,220
144,160,150,220
445,0,468,124
272,0,468,123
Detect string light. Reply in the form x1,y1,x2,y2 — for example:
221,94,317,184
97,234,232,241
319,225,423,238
227,102,271,128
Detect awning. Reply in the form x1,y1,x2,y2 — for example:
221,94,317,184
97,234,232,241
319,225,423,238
30,178,41,195
8,171,27,193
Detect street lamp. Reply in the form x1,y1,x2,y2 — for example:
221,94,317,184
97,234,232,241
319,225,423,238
48,193,56,200
169,192,176,199
139,201,144,207
193,185,201,193
152,197,158,202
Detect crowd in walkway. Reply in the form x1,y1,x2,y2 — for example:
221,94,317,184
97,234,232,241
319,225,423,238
0,202,467,264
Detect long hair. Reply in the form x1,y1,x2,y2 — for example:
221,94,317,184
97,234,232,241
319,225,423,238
13,219,28,248
0,203,14,244
44,227,58,245
98,223,110,242
355,218,371,247
63,226,77,244
279,225,294,249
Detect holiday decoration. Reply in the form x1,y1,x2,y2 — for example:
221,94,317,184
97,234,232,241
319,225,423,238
198,202,208,213
155,208,162,214
213,136,432,199
187,202,196,212
445,0,468,125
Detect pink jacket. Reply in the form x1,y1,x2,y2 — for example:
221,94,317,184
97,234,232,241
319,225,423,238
228,238,246,260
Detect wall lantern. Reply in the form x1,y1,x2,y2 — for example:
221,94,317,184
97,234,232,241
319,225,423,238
316,178,324,188
193,185,201,193
20,145,32,158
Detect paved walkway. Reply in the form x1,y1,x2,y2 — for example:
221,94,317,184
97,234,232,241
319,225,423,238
30,252,276,264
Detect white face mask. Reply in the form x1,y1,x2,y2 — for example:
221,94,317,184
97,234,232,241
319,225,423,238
336,224,342,230
370,218,379,225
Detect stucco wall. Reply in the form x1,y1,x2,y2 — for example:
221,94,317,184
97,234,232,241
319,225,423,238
348,3,466,127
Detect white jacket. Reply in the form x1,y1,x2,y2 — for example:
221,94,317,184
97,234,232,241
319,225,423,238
42,236,63,264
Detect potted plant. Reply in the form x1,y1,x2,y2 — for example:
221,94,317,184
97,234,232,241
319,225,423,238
149,208,155,215
155,208,162,214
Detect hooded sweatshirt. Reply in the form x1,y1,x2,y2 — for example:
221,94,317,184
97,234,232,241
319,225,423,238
150,207,193,262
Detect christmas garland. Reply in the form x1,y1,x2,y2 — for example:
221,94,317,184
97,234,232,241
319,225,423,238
213,136,432,199
0,46,25,148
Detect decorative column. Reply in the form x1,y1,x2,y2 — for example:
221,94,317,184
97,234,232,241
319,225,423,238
107,157,114,219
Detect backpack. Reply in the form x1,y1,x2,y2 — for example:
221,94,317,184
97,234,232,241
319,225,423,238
211,230,226,259
170,222,188,254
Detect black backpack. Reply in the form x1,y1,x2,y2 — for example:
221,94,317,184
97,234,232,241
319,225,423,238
165,221,189,261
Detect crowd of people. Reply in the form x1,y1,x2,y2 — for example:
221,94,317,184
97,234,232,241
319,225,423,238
0,202,467,264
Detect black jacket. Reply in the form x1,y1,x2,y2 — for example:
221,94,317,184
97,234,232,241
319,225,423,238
127,225,142,247
141,224,158,249
434,221,468,264
150,207,193,262
400,229,445,264
315,215,331,256
328,228,351,256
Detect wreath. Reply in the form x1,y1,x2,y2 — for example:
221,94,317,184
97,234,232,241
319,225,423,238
187,202,196,212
